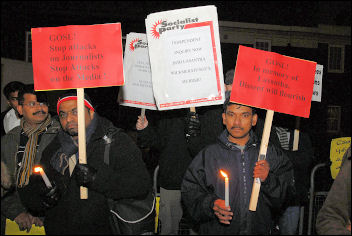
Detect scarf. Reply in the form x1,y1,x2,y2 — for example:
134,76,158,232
17,114,52,187
50,114,98,175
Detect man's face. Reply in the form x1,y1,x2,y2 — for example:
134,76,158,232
58,99,94,137
222,104,257,146
17,94,49,127
7,91,20,113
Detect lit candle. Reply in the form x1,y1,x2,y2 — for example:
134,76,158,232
34,166,52,188
220,170,229,207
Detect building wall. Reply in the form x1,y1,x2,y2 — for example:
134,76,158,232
1,58,34,112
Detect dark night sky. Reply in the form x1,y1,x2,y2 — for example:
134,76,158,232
1,1,351,60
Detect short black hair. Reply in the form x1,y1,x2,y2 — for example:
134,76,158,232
3,81,25,99
18,84,48,105
223,91,256,114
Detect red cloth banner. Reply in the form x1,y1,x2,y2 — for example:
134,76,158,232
31,23,124,91
231,46,316,118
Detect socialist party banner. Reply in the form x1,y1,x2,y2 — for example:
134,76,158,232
231,46,316,118
119,33,156,110
145,5,225,110
311,64,323,102
31,23,124,91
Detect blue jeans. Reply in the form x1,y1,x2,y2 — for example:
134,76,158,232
278,206,300,235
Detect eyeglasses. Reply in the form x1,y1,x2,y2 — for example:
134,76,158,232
9,97,18,101
59,109,78,119
22,102,48,107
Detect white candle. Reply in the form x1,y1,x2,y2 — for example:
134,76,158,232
225,177,229,207
220,170,229,207
34,166,52,188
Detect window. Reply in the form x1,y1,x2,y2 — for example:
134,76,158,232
25,31,32,62
328,45,344,73
327,105,341,134
254,39,271,51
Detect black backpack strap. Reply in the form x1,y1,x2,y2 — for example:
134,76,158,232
103,127,120,166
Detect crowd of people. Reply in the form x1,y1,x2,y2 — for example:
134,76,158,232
1,77,350,235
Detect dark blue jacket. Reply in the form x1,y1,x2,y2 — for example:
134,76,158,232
181,129,293,235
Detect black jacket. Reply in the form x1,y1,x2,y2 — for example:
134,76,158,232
181,129,293,235
280,129,314,206
137,109,193,190
20,115,151,235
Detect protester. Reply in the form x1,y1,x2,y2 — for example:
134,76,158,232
136,108,195,235
272,122,314,235
19,90,152,234
316,145,351,235
1,84,60,234
1,81,25,136
181,94,293,234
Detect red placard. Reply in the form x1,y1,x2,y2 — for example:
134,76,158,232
231,46,316,118
31,23,124,91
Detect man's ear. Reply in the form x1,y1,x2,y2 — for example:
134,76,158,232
252,113,258,127
222,112,226,125
17,105,23,116
88,109,95,119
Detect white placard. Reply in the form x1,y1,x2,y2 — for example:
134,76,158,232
311,64,323,102
146,5,225,110
119,33,157,110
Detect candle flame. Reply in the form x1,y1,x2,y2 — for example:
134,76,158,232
33,166,43,173
220,170,228,178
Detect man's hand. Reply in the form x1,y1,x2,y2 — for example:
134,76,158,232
212,199,233,225
74,164,97,187
31,217,44,227
185,112,201,139
41,183,61,208
14,212,33,232
253,160,270,182
136,115,148,131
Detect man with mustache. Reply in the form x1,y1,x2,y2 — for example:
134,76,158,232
1,84,61,233
181,94,293,234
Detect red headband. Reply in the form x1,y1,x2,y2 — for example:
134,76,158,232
57,96,95,115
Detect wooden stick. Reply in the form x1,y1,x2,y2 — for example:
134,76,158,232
249,109,274,211
190,107,196,118
293,117,300,151
77,88,88,199
141,108,146,120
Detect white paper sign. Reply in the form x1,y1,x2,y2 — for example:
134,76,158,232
312,64,323,102
119,33,156,110
146,5,225,110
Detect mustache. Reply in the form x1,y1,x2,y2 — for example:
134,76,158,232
33,111,47,115
231,126,243,130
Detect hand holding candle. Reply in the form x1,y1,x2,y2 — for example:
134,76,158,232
34,166,52,188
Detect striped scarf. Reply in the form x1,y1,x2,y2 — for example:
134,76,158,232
17,114,52,187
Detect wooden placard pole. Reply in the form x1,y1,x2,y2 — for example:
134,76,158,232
190,107,196,117
141,108,146,120
249,109,274,211
293,117,300,151
77,88,88,199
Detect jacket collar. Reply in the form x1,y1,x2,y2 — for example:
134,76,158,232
218,129,258,151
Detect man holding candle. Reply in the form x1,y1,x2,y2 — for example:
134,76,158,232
19,90,152,235
181,94,293,234
1,84,61,233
